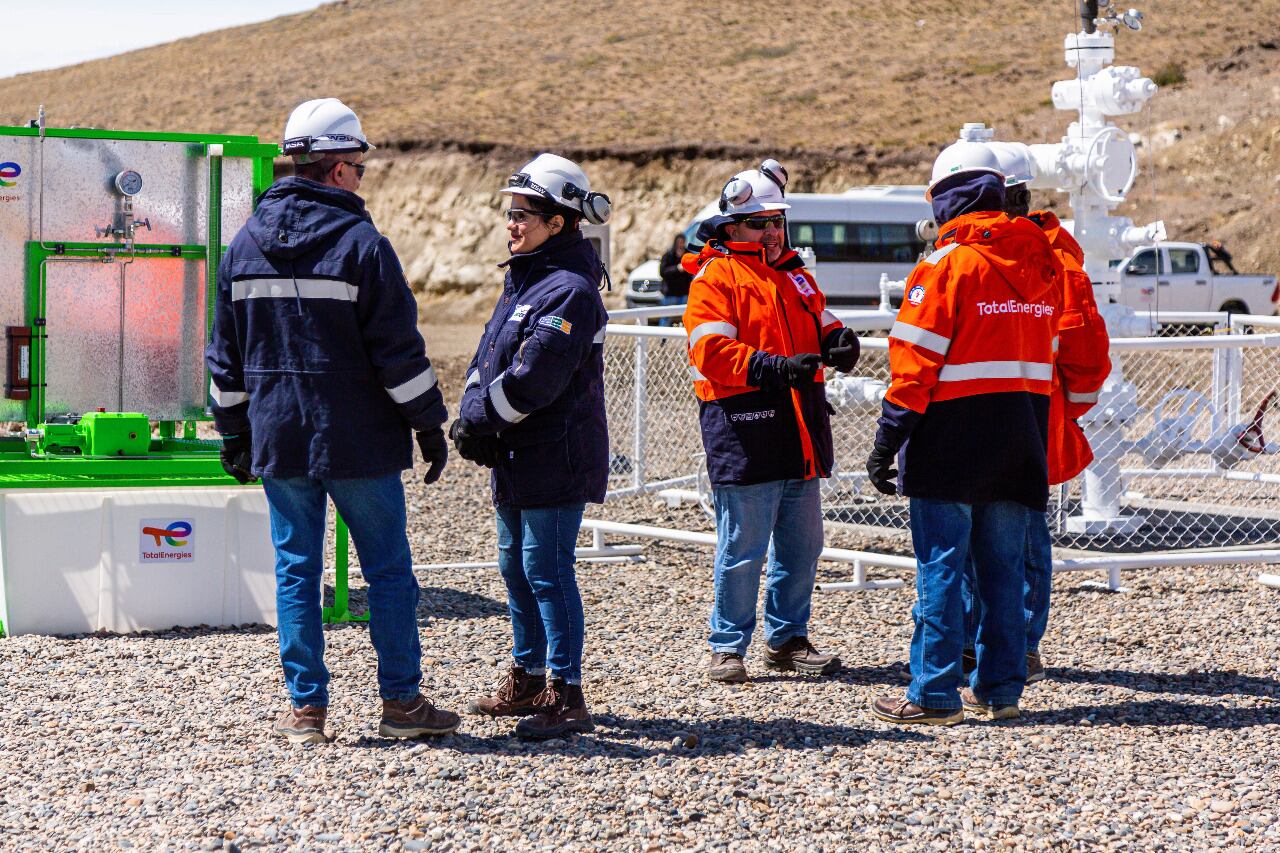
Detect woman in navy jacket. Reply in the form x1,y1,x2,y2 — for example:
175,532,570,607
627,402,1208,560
451,154,610,740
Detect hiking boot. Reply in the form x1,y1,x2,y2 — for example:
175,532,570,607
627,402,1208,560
870,695,964,726
468,666,546,717
962,648,977,676
708,652,748,683
1026,651,1046,684
378,694,461,739
514,678,594,740
764,636,841,676
960,687,1020,721
274,705,328,744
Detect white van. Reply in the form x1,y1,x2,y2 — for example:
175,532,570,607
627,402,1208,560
626,185,933,309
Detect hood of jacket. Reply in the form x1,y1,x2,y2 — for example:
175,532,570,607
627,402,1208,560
930,172,1006,227
1028,209,1085,265
501,229,602,292
940,210,1059,303
247,177,372,260
680,239,806,276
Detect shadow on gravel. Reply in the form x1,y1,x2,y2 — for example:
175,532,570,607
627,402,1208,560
1052,667,1280,698
328,584,506,621
346,714,929,758
748,663,909,688
1022,699,1280,729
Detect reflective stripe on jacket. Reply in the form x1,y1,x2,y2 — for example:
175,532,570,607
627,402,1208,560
682,241,841,486
878,211,1063,510
459,230,609,508
206,177,446,480
1030,210,1111,484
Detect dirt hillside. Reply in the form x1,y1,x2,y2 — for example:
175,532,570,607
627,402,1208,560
0,1,1275,308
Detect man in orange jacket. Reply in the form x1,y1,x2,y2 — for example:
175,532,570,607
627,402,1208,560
867,142,1063,725
683,160,861,684
960,149,1111,683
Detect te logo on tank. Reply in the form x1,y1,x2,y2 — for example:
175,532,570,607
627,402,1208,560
0,162,20,188
139,519,195,562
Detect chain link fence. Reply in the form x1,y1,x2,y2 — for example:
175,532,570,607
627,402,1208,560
603,313,1280,557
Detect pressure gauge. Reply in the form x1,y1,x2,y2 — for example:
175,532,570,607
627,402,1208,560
113,170,143,197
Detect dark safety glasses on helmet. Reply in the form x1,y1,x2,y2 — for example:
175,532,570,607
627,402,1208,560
737,215,786,231
507,172,556,201
505,209,551,224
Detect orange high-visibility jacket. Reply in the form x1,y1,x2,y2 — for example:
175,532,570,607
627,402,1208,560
682,241,842,485
880,211,1064,509
1029,210,1111,485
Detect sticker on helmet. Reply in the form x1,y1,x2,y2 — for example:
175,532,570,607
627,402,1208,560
908,285,926,305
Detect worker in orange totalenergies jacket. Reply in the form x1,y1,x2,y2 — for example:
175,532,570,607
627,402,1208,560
867,142,1064,726
683,160,861,685
958,147,1112,686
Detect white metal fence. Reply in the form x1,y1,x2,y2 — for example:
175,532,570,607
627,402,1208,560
594,306,1280,588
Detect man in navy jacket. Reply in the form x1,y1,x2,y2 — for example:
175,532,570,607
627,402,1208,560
206,98,458,743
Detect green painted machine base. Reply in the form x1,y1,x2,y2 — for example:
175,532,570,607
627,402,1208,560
322,516,368,625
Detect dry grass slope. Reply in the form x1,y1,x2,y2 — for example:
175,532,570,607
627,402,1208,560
0,0,1270,156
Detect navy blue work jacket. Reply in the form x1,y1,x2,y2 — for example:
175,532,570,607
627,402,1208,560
206,177,447,480
459,230,610,508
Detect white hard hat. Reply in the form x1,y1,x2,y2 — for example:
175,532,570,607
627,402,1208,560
989,142,1035,187
719,158,791,216
925,140,1005,201
282,98,374,163
502,153,612,225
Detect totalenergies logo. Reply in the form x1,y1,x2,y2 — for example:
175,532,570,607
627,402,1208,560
0,162,21,188
142,521,192,547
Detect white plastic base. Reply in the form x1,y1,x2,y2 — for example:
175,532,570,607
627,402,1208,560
0,487,276,636
1066,513,1147,536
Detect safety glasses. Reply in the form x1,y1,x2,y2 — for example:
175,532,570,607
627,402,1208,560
737,215,786,231
334,160,367,178
505,209,550,225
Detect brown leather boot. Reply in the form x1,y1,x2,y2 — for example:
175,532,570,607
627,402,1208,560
764,636,841,676
378,694,461,738
961,687,1020,721
1026,651,1046,684
274,705,328,744
468,666,546,717
514,678,594,740
870,695,964,726
708,652,748,683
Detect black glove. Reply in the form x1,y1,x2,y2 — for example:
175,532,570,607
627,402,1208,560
220,433,256,485
865,443,899,496
748,351,823,390
416,428,449,485
822,327,860,373
449,420,507,469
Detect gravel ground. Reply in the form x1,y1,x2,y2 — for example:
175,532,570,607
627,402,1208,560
3,352,1280,851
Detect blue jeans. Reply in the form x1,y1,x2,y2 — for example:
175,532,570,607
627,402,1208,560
495,504,586,684
263,473,421,707
908,498,1028,709
963,511,1053,654
709,478,823,655
658,293,687,327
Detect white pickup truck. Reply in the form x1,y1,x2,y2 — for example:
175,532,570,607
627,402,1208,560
1115,242,1278,315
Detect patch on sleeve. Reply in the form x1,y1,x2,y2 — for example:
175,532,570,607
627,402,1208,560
508,303,532,322
789,272,816,298
537,315,574,335
907,284,926,305
923,243,960,265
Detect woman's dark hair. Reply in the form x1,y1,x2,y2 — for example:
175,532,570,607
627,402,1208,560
524,193,581,230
